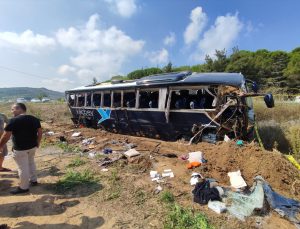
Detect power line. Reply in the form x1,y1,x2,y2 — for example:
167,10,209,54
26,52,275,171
0,65,53,80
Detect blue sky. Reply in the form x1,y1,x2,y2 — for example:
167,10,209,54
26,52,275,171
0,0,299,91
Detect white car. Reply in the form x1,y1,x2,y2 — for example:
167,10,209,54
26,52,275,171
31,98,41,103
42,98,51,102
16,98,27,103
295,96,300,103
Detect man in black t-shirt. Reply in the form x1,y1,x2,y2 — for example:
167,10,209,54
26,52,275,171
0,103,42,194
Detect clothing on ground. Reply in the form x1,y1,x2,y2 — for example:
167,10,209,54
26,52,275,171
192,180,221,205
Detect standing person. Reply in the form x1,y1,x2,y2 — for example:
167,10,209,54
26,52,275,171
0,113,10,172
0,103,42,194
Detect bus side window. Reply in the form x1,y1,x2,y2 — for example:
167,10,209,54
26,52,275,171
68,94,75,106
93,93,101,107
103,92,111,107
123,91,136,108
139,90,159,109
77,94,85,107
113,92,121,108
170,90,190,109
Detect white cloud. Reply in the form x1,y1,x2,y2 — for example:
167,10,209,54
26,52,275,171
193,13,243,61
56,14,145,83
57,64,76,75
147,48,169,65
105,0,137,18
0,30,56,53
184,6,207,45
42,77,76,92
163,32,176,46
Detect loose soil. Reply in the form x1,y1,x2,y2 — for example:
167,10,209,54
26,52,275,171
0,122,299,229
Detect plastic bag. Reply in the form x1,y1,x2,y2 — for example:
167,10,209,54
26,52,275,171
226,179,264,221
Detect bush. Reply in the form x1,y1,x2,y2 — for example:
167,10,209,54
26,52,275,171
164,204,214,229
160,191,175,203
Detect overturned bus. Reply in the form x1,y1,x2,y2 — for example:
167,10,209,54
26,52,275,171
65,72,274,143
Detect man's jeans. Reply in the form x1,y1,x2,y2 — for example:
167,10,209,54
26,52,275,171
12,147,37,190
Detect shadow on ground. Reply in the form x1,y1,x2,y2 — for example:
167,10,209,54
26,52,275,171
0,195,80,218
0,181,102,197
14,216,105,228
258,122,291,153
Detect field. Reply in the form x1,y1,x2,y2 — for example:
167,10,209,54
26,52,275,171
0,100,299,229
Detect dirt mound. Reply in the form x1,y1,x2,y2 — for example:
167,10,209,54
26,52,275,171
47,124,300,199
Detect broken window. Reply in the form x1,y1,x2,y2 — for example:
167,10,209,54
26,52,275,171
93,93,102,107
76,94,85,107
68,94,75,107
139,90,159,109
103,92,111,107
170,88,216,110
113,92,122,108
123,91,136,108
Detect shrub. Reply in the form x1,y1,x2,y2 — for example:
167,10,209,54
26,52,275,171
164,204,214,229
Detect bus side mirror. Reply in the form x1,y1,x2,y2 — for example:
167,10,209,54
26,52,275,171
252,82,259,93
264,93,275,108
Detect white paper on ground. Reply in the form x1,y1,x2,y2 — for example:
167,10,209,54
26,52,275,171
150,171,158,178
227,170,247,189
72,132,81,137
124,149,140,158
188,151,203,163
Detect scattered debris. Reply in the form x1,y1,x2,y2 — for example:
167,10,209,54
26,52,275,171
161,153,178,158
190,172,203,185
224,134,231,142
45,131,55,136
228,170,247,189
226,177,264,221
162,169,174,178
236,140,244,146
103,148,113,154
124,143,137,150
192,179,222,205
124,149,140,158
82,137,95,146
179,154,189,161
154,185,163,194
259,176,300,226
187,162,201,169
88,152,96,159
188,151,203,163
72,132,82,137
208,200,227,214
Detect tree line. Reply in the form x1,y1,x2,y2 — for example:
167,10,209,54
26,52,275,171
108,47,300,93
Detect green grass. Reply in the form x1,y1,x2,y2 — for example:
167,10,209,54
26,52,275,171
105,170,122,200
160,191,175,204
67,157,86,168
57,142,81,153
56,169,98,192
164,204,214,229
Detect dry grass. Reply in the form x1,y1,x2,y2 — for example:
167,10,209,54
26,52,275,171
0,102,72,124
254,97,300,160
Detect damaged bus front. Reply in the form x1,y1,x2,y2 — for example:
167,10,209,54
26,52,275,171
65,72,274,143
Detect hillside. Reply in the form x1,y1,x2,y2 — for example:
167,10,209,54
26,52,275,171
0,87,64,101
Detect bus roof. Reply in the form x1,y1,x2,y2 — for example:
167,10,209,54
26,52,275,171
65,72,245,93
